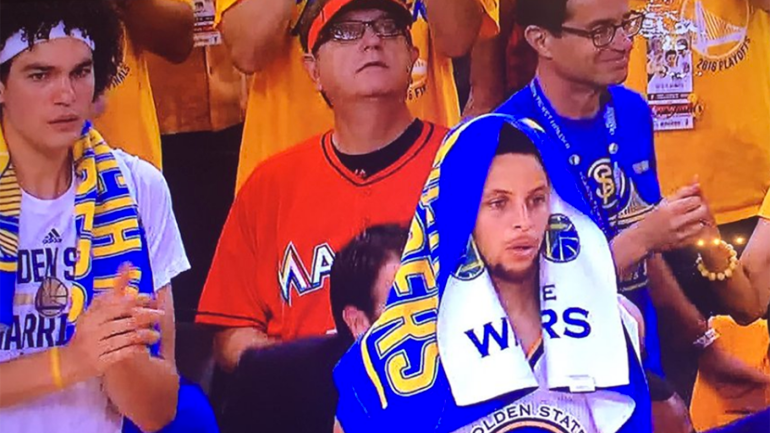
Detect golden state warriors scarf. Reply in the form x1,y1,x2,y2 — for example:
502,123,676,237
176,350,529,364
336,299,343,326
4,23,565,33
0,122,153,341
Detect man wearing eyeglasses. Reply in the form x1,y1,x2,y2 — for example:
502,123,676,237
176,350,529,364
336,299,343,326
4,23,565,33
494,0,765,406
216,0,498,193
196,0,449,372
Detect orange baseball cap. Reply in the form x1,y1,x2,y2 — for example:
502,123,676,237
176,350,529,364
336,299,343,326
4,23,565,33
300,0,413,52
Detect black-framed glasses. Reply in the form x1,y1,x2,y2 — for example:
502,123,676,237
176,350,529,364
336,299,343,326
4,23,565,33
325,18,407,43
560,12,645,48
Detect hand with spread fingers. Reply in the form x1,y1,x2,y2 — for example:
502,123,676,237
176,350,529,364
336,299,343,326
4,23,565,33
67,264,164,377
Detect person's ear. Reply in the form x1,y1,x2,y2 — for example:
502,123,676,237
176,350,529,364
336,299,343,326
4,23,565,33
342,306,373,339
524,25,555,60
303,53,323,92
92,93,107,118
410,45,419,67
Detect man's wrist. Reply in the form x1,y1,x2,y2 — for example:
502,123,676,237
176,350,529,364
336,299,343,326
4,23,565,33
693,328,720,351
686,317,712,353
620,222,652,260
59,344,96,384
698,233,732,266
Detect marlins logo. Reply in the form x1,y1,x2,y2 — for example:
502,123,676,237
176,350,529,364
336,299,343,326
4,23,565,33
454,238,485,281
544,214,580,263
35,277,69,318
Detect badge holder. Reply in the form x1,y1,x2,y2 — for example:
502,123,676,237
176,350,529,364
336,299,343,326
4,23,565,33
642,8,697,132
193,0,222,47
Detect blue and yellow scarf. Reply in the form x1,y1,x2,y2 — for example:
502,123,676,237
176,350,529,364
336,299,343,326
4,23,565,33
0,122,154,342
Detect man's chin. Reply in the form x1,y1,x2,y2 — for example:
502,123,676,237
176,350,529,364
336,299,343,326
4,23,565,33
490,263,538,284
44,131,80,152
607,67,630,86
357,85,409,100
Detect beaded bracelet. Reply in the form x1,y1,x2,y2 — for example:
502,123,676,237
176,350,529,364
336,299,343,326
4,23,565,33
696,240,738,282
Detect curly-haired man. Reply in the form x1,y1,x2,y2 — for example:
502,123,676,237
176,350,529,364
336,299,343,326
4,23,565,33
0,1,191,432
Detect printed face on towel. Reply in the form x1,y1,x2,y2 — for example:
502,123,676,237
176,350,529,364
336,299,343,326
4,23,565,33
305,8,418,105
0,38,95,153
474,152,551,282
545,0,635,87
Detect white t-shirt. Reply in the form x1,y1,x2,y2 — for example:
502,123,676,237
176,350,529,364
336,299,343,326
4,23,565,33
0,150,190,432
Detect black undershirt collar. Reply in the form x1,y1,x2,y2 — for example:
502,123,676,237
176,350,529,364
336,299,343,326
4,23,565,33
333,119,424,179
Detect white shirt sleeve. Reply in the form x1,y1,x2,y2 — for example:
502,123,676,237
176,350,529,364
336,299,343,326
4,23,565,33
113,150,191,291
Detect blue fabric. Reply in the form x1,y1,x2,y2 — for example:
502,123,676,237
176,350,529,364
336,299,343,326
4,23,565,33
496,83,665,377
334,115,652,433
122,380,219,433
706,407,770,433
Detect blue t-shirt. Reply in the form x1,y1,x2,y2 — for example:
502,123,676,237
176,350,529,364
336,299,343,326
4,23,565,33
496,83,664,376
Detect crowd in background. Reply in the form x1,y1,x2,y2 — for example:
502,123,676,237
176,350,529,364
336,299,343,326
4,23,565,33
0,0,769,432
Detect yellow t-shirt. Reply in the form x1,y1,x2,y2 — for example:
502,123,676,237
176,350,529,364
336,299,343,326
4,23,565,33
690,316,770,431
626,0,770,224
94,37,162,168
219,0,499,191
94,0,193,170
760,188,770,219
147,44,246,135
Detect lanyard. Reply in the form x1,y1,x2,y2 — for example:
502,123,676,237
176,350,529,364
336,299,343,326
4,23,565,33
529,80,621,239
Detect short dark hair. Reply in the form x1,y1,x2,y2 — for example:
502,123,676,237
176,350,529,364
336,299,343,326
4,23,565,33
330,224,408,342
0,0,124,98
496,122,545,167
665,50,677,57
516,0,570,34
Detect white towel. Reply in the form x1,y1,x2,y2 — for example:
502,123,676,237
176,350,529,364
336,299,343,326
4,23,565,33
437,190,635,431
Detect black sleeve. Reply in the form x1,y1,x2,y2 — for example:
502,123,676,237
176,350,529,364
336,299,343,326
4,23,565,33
221,337,346,433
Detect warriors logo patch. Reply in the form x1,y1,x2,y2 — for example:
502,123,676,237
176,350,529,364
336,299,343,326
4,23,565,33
35,276,69,318
682,0,752,72
454,238,485,281
682,0,750,60
544,214,580,263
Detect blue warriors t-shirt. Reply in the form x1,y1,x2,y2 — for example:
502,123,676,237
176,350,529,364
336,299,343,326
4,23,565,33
496,84,664,376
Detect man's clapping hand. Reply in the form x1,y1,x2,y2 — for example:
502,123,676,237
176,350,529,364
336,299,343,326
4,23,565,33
66,265,163,377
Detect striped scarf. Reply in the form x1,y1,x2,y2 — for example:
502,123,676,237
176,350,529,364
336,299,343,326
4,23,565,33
0,122,153,342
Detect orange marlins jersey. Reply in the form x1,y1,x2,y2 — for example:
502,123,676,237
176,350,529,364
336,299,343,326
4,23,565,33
196,121,448,341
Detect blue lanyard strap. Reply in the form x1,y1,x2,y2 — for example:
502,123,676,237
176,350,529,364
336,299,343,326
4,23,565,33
529,79,619,238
